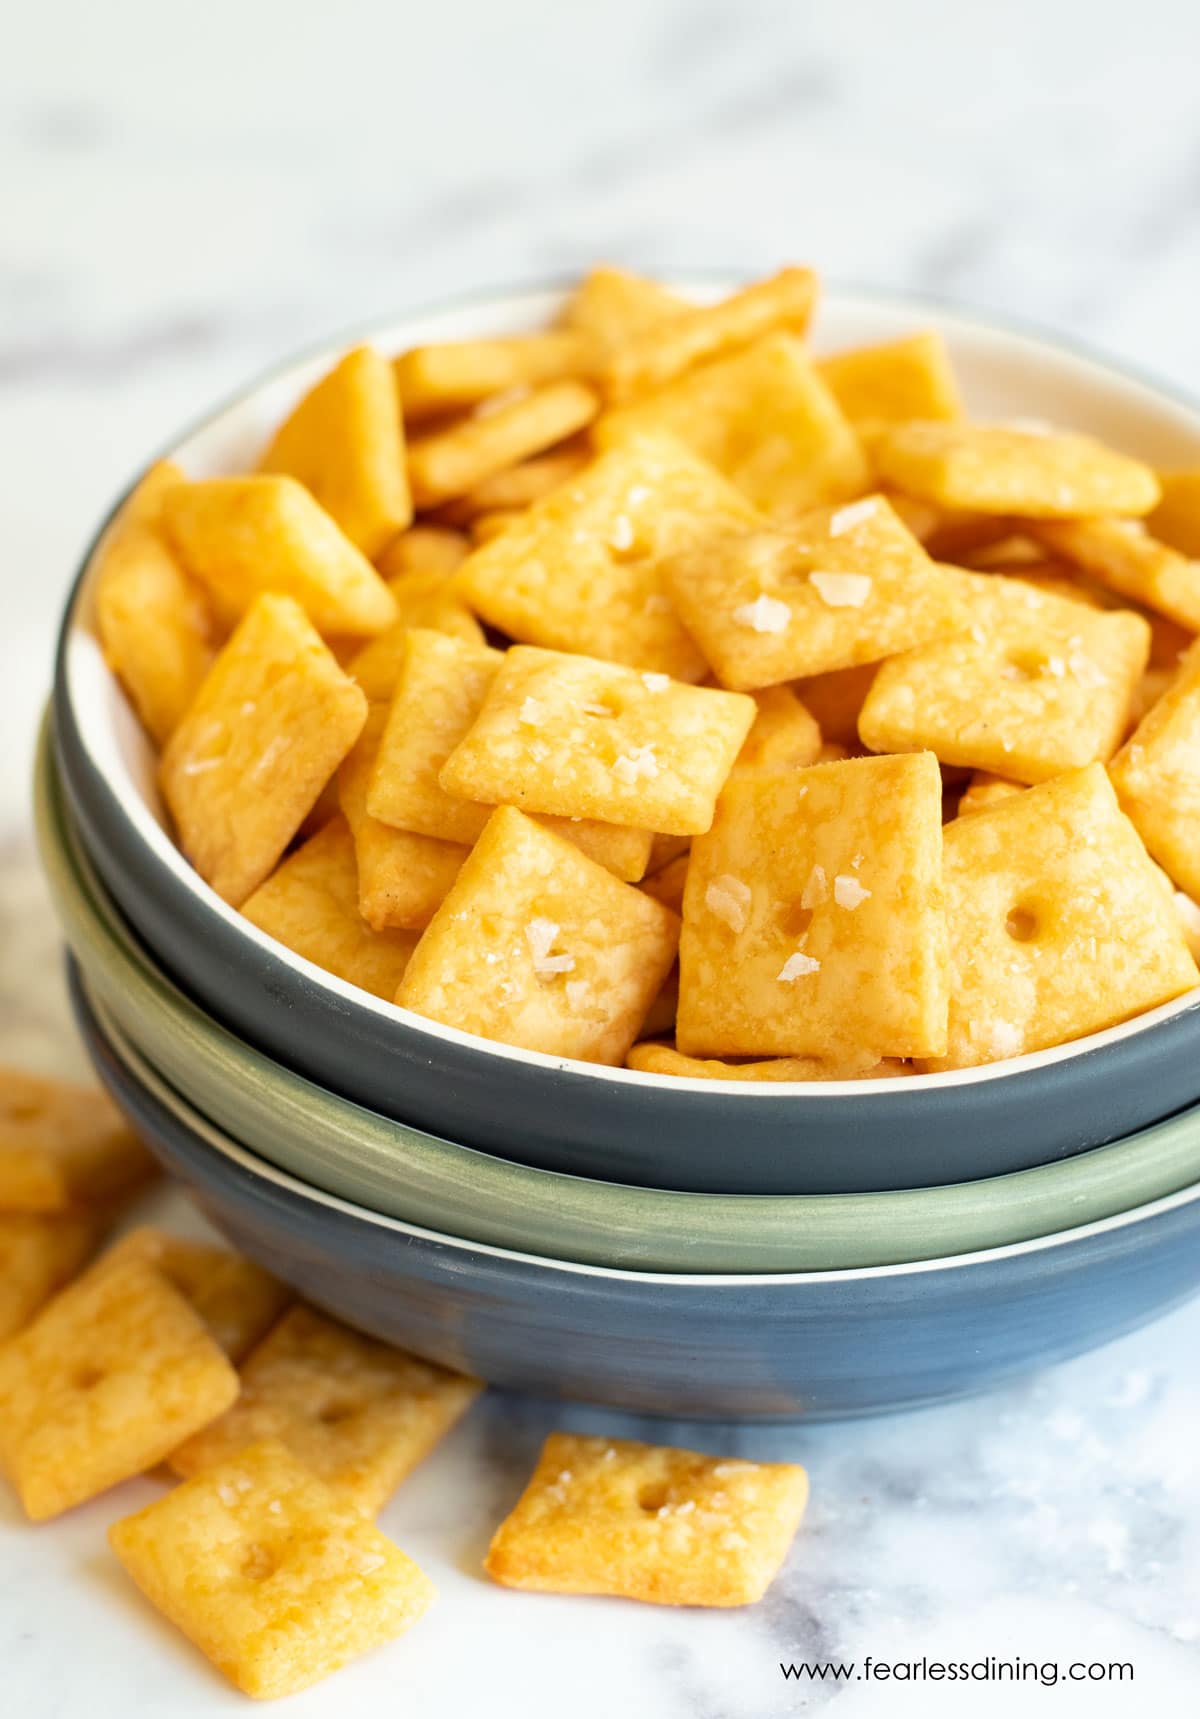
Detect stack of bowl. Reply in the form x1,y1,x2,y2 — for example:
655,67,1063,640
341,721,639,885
41,284,1200,1421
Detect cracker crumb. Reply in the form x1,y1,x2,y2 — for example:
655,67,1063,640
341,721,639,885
828,497,879,537
705,874,751,932
217,1483,238,1507
810,571,872,609
733,593,791,634
525,918,575,976
778,951,820,981
834,874,871,909
612,746,659,784
519,696,546,726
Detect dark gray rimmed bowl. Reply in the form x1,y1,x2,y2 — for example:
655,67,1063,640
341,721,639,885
71,957,1200,1422
52,281,1200,1196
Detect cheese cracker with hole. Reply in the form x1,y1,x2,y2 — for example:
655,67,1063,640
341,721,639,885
163,474,397,635
111,1439,434,1700
874,421,1160,517
0,1213,98,1341
485,1432,808,1606
259,345,411,558
347,570,484,702
93,1227,290,1362
160,593,368,906
926,763,1197,1069
678,753,947,1060
170,1304,480,1515
600,334,869,520
94,460,216,744
397,807,679,1064
625,1043,906,1081
396,332,596,418
440,645,755,835
241,815,418,997
0,1066,155,1213
0,1256,239,1520
858,570,1150,783
1033,517,1200,632
456,433,758,679
817,331,962,442
338,705,469,930
407,379,598,507
662,495,966,689
600,266,817,404
1109,637,1200,901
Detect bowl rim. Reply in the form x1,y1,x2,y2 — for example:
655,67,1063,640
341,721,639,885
91,971,1200,1289
55,273,1200,1099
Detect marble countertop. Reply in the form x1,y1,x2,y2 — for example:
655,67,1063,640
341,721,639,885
4,0,1200,1710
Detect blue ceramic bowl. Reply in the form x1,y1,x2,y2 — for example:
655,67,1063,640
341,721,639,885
71,958,1200,1422
53,282,1200,1196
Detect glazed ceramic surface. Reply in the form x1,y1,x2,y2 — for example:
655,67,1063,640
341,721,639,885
53,283,1200,1193
39,725,1200,1273
74,966,1200,1422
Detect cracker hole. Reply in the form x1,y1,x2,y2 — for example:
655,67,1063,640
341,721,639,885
5,1102,43,1121
240,1543,279,1582
580,693,622,719
999,649,1047,682
1005,906,1039,943
776,903,815,940
318,1399,360,1427
71,1365,105,1391
637,1481,670,1513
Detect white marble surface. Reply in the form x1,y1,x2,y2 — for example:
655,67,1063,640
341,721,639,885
4,0,1200,1710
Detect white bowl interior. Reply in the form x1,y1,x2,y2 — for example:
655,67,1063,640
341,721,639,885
64,279,1200,1097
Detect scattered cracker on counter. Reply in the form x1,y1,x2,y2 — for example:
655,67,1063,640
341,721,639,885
0,1066,157,1213
88,261,1200,1077
485,1431,808,1607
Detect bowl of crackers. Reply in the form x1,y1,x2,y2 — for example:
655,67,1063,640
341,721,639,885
50,266,1200,1195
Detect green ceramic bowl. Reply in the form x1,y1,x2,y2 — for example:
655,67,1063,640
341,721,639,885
35,719,1200,1272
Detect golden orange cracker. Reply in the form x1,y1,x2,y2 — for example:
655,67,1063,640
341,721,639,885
600,334,869,521
163,474,398,635
928,764,1198,1069
260,345,411,558
347,570,484,701
662,494,966,689
0,1256,239,1520
397,807,679,1064
1033,517,1200,632
817,331,962,439
0,1213,98,1342
956,771,1024,816
874,421,1160,518
407,379,599,507
544,818,655,883
396,331,597,417
338,706,469,930
368,630,505,843
625,1043,903,1081
1148,469,1200,558
94,461,215,744
241,816,418,998
560,265,689,347
94,1227,290,1362
858,570,1150,783
170,1305,481,1516
456,432,758,679
484,1432,808,1606
733,686,822,775
440,646,756,835
640,853,689,915
0,1067,155,1214
677,754,948,1060
600,266,817,404
375,524,470,579
647,832,691,873
111,1439,435,1700
1109,637,1200,900
442,446,589,521
638,965,680,1040
793,661,879,745
160,593,368,906
471,509,522,543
